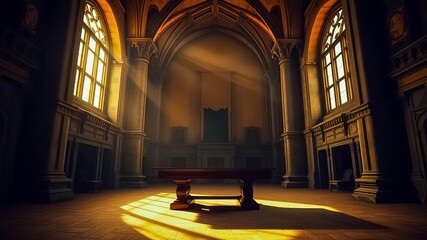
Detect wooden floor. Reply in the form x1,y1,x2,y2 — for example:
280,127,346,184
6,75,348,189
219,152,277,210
1,183,427,240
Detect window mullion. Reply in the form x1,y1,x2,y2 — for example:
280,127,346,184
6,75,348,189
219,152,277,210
334,46,344,107
341,36,352,101
322,56,331,110
78,32,90,99
90,44,100,105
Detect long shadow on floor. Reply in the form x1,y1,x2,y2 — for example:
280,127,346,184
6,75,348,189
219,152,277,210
187,203,385,230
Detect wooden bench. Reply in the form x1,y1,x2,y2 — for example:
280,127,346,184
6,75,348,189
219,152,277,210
155,168,273,210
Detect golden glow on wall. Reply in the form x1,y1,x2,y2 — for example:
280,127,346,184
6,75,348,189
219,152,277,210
201,72,231,110
120,192,342,240
305,0,337,62
165,31,265,143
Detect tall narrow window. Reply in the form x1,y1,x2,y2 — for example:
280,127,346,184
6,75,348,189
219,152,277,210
321,8,351,111
74,2,109,109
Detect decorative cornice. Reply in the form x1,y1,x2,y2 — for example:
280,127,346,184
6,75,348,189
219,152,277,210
56,101,118,141
312,104,371,135
271,39,302,63
127,38,158,62
389,35,427,78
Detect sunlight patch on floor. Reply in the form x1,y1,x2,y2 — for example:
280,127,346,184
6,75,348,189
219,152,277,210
120,192,339,239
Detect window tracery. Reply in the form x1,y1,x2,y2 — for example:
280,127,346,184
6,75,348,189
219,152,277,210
321,8,351,111
73,2,109,110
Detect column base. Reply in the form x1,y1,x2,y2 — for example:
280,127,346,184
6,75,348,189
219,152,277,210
281,175,309,188
24,173,73,203
352,175,395,203
120,174,146,188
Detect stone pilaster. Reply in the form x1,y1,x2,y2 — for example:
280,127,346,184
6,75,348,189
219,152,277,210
342,0,412,203
145,69,167,179
272,39,308,188
121,38,157,188
14,0,80,202
147,69,167,142
263,70,284,183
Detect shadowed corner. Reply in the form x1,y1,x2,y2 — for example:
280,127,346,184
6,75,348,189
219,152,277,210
120,193,385,240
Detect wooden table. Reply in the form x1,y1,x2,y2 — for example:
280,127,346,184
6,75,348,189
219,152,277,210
155,168,273,210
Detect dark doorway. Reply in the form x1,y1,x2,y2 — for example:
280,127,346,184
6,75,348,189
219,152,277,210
75,143,101,192
317,150,330,189
331,145,353,183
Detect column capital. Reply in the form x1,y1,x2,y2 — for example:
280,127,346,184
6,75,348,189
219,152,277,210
127,38,157,62
271,39,302,63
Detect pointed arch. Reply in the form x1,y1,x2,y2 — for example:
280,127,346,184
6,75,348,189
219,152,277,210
97,0,124,61
304,0,337,63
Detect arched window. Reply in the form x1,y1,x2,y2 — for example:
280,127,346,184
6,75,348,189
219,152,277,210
73,2,109,109
321,7,352,111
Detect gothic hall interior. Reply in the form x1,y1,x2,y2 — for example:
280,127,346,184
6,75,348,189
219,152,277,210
1,0,427,209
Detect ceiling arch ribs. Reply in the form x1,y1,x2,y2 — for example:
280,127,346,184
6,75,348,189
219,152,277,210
152,0,275,70
146,0,184,38
155,12,196,69
233,12,273,70
245,0,283,39
153,0,214,41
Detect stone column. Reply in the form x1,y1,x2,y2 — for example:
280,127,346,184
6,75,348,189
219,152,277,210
300,62,322,188
120,38,157,187
145,69,166,178
263,70,284,183
272,39,308,188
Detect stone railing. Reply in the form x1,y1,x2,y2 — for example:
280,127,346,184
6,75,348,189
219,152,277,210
389,35,427,78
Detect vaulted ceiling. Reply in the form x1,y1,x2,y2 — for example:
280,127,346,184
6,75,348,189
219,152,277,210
147,0,282,40
143,0,284,70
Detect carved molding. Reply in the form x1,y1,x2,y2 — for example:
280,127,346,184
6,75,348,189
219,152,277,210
312,104,371,140
349,123,358,135
56,101,117,142
127,38,157,62
389,34,427,78
271,39,302,62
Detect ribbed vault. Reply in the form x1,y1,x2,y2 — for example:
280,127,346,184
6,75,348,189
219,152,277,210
147,0,282,71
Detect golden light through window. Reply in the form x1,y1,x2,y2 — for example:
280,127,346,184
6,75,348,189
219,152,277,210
321,8,352,111
73,2,109,110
